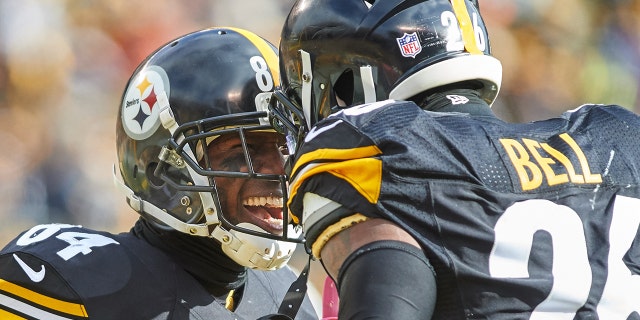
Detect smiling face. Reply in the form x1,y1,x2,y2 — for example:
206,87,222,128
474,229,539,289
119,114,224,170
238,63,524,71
205,131,288,235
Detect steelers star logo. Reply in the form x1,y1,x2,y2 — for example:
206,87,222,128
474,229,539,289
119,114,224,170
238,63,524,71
121,66,170,140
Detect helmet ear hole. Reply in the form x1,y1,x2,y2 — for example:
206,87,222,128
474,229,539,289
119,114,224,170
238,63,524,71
334,69,354,106
146,162,165,188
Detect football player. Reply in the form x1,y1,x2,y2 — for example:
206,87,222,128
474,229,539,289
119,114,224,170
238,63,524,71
270,0,640,319
0,27,317,319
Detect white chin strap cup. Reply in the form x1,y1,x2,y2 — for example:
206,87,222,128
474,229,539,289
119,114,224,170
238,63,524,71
212,223,301,271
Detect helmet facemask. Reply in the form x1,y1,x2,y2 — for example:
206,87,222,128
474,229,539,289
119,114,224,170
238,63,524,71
269,49,385,156
120,105,304,271
159,111,301,242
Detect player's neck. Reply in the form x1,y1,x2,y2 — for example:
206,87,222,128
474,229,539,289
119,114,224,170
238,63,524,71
131,219,247,296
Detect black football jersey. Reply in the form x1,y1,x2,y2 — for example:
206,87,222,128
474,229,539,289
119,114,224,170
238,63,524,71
0,224,317,320
288,97,640,319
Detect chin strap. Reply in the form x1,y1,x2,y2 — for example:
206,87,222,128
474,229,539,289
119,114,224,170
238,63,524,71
278,255,311,316
213,223,300,271
256,255,312,320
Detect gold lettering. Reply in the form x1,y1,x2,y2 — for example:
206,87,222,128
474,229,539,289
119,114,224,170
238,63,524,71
559,133,602,184
522,139,569,186
500,139,542,191
539,143,584,183
501,134,602,191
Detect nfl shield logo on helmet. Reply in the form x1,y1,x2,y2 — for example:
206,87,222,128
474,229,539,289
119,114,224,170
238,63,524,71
396,32,422,58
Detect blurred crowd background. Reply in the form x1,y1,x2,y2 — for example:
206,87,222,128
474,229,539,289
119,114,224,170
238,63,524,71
0,0,638,313
0,0,293,243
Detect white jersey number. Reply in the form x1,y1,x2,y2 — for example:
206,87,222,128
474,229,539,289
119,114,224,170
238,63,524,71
489,195,640,319
16,224,119,261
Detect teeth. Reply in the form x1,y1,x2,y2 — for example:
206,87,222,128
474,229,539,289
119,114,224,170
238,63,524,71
243,196,283,207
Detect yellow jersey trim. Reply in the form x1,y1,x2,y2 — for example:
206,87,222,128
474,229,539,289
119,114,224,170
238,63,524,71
0,279,88,317
0,307,27,320
288,157,382,224
291,145,382,178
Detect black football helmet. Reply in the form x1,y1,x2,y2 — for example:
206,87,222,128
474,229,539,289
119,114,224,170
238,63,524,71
114,27,301,270
270,0,502,150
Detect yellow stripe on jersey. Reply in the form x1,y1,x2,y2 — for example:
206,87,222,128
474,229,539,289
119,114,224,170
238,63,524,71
0,279,88,318
451,0,482,54
1,293,76,320
291,145,382,179
0,307,27,320
225,27,281,86
287,146,382,223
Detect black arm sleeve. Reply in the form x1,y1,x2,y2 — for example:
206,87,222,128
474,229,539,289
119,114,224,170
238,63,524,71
336,240,437,320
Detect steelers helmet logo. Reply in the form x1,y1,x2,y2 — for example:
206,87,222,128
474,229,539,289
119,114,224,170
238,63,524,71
121,66,170,140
